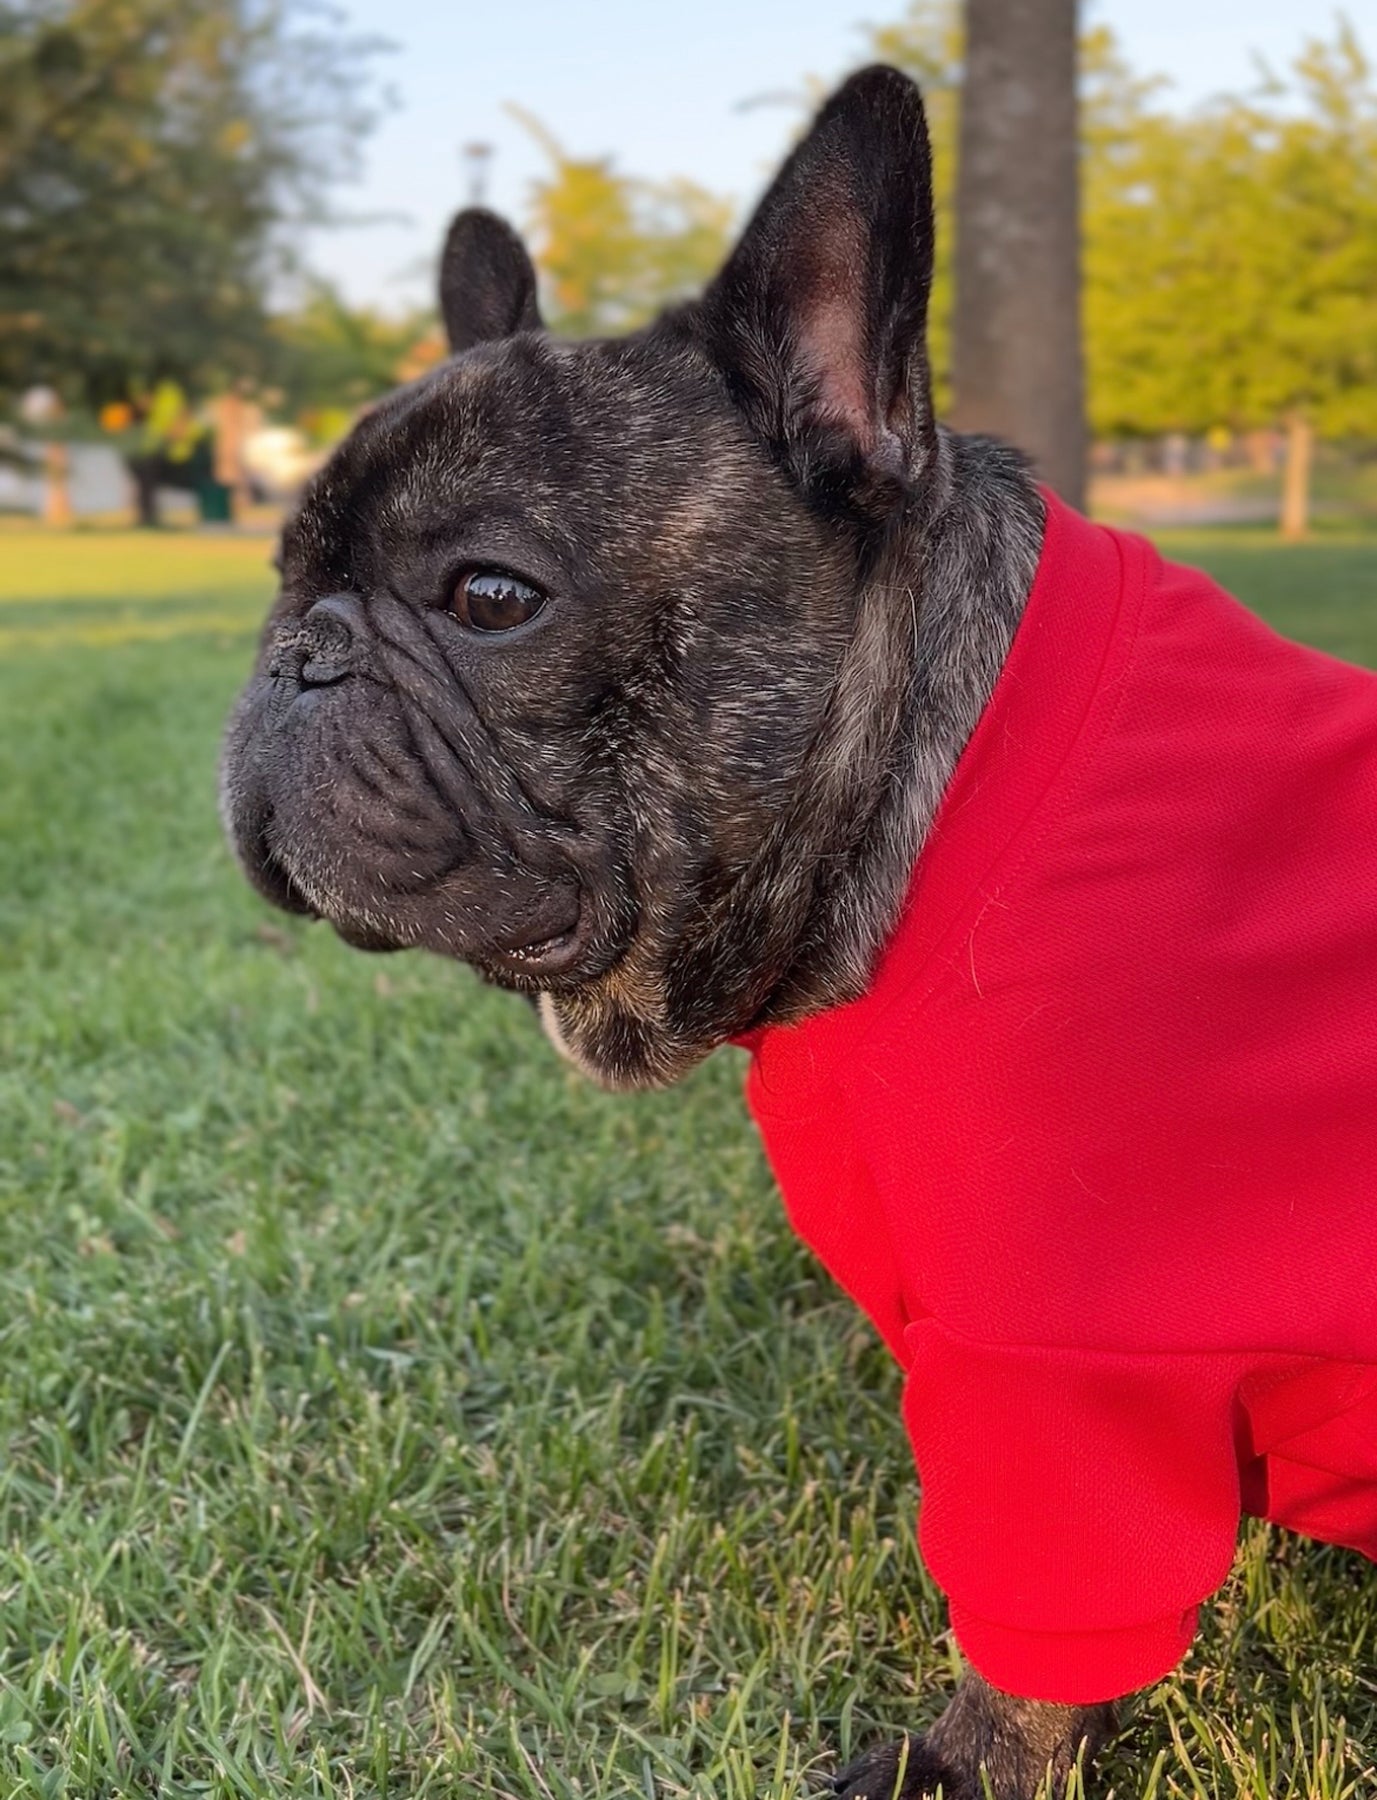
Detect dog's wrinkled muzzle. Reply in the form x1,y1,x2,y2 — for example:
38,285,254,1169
219,593,626,987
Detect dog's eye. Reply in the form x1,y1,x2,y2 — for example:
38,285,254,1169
451,569,546,634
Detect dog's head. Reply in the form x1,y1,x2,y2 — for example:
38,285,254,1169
221,66,937,1087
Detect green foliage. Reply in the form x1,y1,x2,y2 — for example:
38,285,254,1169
270,283,433,427
0,0,388,410
864,4,1166,415
7,0,1372,462
1084,18,1377,439
869,5,1377,449
0,527,1375,1791
512,109,734,338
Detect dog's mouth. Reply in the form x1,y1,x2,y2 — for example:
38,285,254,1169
250,833,607,989
221,694,626,991
476,893,591,983
315,872,594,983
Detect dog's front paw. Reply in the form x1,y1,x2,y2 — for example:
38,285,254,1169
829,1735,964,1800
828,1672,1114,1800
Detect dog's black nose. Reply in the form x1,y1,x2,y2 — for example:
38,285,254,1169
296,593,366,686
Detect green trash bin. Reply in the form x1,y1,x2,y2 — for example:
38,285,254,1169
197,480,233,523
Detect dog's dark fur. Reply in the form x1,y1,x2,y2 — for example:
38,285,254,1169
222,67,1118,1798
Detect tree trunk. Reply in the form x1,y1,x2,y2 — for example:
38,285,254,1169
41,440,73,526
951,0,1086,508
1279,412,1312,541
126,455,162,528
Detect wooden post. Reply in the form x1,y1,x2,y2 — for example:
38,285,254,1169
212,390,258,521
41,439,74,526
1279,412,1313,542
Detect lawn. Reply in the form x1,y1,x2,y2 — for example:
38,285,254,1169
1,523,1374,1799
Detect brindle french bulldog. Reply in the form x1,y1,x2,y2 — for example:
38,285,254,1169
220,64,1125,1800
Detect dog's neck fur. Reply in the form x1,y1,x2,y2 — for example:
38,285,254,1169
552,425,1043,1088
749,425,1043,1027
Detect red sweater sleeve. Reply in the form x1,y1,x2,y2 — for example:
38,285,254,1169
902,1319,1249,1704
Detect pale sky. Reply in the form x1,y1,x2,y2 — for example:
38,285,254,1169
299,1,1374,312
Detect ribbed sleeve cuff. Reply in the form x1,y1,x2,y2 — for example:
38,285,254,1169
948,1601,1199,1706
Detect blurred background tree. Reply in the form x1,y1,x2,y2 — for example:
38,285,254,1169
863,0,1155,502
511,108,734,337
0,0,388,412
270,283,434,443
869,2,1375,533
949,0,1085,505
1,0,1373,537
1085,17,1377,537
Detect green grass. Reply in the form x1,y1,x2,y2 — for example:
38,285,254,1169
1,523,1375,1799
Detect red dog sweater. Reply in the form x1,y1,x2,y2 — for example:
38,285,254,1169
740,492,1377,1706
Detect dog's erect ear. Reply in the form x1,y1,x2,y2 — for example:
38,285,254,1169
697,65,935,525
439,208,543,353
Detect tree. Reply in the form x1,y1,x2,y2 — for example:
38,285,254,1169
950,0,1085,506
0,0,387,412
1085,17,1377,537
512,109,734,338
270,283,436,433
866,2,1140,433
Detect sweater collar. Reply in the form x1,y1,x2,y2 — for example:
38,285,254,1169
738,490,1140,1066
